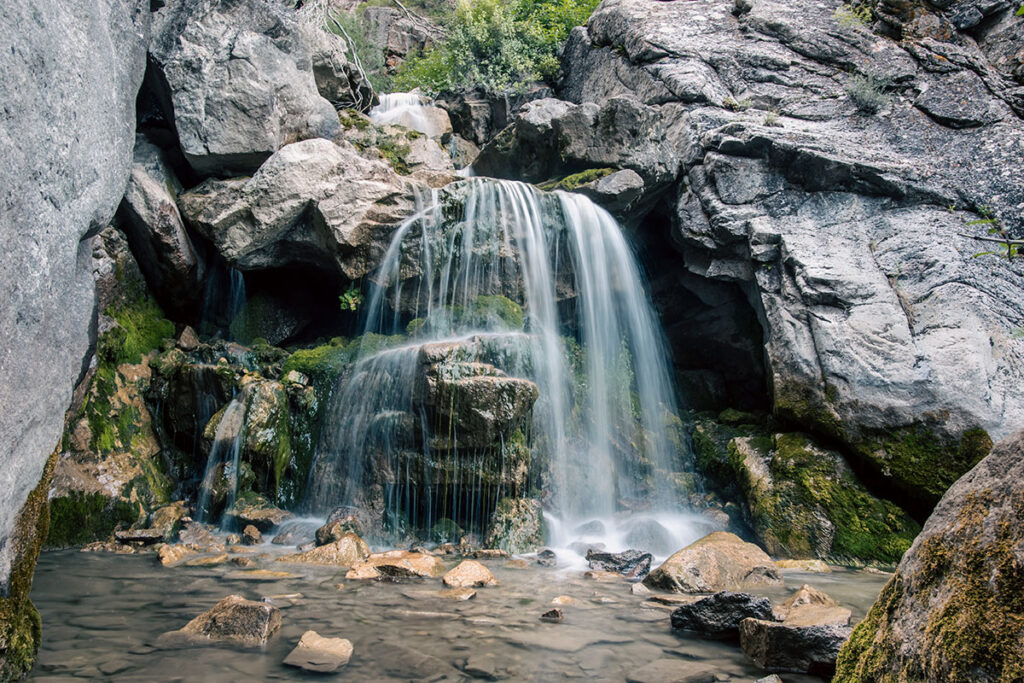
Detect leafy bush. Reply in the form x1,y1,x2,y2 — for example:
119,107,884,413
326,10,393,92
846,73,889,113
395,0,599,94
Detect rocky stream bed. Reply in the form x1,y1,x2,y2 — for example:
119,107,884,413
30,537,888,682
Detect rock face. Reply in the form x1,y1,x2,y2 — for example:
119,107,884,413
117,136,204,318
0,0,148,673
171,595,282,647
585,549,653,579
643,532,782,593
670,591,775,640
179,138,416,281
557,0,1024,514
835,429,1024,682
149,0,341,175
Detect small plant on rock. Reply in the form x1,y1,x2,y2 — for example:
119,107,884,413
846,73,889,113
834,2,873,28
339,284,364,311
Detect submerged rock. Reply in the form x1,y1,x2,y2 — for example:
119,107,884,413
167,595,282,648
586,549,653,580
740,604,852,676
835,429,1024,682
283,630,353,673
346,551,446,580
276,534,370,567
540,608,563,624
643,532,782,593
442,560,498,588
670,591,775,640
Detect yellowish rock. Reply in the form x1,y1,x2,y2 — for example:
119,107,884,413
551,595,576,605
643,531,781,593
775,559,832,573
276,533,370,567
158,544,196,567
439,587,477,601
346,550,447,579
185,553,230,567
442,560,498,588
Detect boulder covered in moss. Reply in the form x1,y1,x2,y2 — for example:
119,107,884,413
834,429,1024,682
484,498,543,554
729,433,919,565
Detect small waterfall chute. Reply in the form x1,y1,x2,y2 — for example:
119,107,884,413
308,178,690,546
370,92,439,137
196,394,249,526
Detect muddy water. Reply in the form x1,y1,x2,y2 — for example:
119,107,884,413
30,547,888,682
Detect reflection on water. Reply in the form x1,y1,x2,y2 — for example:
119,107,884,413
30,547,888,681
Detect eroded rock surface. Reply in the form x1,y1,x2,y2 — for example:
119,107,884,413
643,532,782,593
835,429,1024,682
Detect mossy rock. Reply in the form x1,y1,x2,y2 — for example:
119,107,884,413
730,433,919,565
835,431,1024,681
45,491,138,549
0,451,55,679
470,295,524,330
484,497,543,553
537,168,615,191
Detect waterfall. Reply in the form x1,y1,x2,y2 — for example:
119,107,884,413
370,92,438,137
196,395,248,526
308,178,688,546
199,260,247,340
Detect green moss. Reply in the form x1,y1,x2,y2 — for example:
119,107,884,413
45,491,137,549
377,137,413,175
537,167,615,191
861,425,992,504
471,295,524,330
0,451,55,680
338,109,371,130
101,297,175,366
837,491,1024,681
834,573,905,682
282,342,352,395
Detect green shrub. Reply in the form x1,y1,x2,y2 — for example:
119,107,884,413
846,73,889,113
395,0,599,94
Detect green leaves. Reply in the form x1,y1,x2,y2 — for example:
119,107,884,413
395,0,600,94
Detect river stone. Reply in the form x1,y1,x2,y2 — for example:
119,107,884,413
150,503,186,542
643,532,782,593
169,595,281,648
114,529,165,546
346,550,446,579
241,525,263,546
283,630,353,673
158,544,196,567
739,605,852,676
442,560,498,588
0,0,148,618
586,548,653,579
179,138,416,280
775,559,831,573
276,533,370,567
835,429,1024,681
225,499,292,532
625,659,720,683
780,584,838,617
670,591,776,640
149,0,340,175
316,516,361,546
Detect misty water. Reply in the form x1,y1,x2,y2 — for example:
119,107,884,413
307,179,687,547
30,546,889,681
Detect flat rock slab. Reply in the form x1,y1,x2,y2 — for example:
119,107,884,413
283,630,353,673
506,631,633,653
625,659,719,683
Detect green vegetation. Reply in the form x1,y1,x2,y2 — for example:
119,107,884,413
46,492,137,549
471,295,524,329
538,168,614,191
339,284,365,311
834,2,873,28
395,0,600,94
846,73,889,113
98,297,175,367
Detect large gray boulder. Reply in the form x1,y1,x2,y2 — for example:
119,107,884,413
117,136,204,317
179,138,416,280
561,0,1024,511
474,97,680,191
149,0,342,176
0,0,148,675
835,429,1024,682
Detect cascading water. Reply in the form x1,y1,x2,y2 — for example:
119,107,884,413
308,178,693,550
370,92,438,137
196,395,248,526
